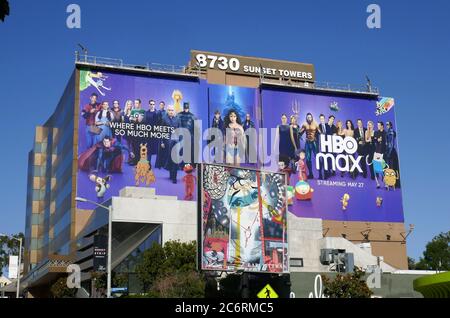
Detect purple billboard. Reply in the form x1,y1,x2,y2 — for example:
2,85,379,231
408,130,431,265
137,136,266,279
261,89,403,222
76,69,208,209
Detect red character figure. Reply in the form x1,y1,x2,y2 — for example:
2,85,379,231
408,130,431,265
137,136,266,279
295,150,307,181
182,164,196,200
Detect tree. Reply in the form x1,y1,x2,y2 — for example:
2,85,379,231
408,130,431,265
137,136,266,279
321,267,373,298
0,232,24,276
0,0,9,22
150,271,205,298
135,240,204,297
415,231,450,271
135,242,165,291
50,277,77,298
408,257,416,270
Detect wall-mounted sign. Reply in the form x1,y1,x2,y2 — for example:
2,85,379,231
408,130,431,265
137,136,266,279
8,255,18,279
93,235,107,272
190,50,315,82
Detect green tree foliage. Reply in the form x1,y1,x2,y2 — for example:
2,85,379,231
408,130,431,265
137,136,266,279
415,231,450,271
0,233,24,276
50,277,77,298
149,271,205,298
0,0,9,22
408,257,416,270
321,267,373,298
135,240,204,297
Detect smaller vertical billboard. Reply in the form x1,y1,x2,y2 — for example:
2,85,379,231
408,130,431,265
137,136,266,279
8,255,18,279
93,235,107,272
200,164,288,273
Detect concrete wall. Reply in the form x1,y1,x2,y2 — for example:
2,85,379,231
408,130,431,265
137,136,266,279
290,272,426,298
111,187,197,244
287,214,328,272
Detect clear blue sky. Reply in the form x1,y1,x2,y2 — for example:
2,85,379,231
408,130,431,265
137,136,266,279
0,0,448,260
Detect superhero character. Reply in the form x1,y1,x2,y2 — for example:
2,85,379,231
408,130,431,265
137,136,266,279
341,193,350,211
295,180,314,200
78,137,134,173
366,152,389,189
182,164,196,201
134,143,156,186
376,196,383,207
89,174,111,198
383,168,399,191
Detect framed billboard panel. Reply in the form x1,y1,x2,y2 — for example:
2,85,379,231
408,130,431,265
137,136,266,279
261,88,404,223
200,164,289,273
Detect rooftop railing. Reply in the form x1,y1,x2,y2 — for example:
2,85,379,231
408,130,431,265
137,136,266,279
260,77,379,95
75,52,379,95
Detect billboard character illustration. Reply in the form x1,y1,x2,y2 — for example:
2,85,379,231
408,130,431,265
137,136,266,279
79,71,111,96
341,193,350,210
89,174,111,198
376,196,383,207
78,137,134,173
383,168,399,191
172,89,183,113
367,152,388,188
182,164,196,200
134,143,156,186
295,150,307,181
295,180,314,200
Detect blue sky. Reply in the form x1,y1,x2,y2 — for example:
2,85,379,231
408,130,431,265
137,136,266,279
0,0,448,260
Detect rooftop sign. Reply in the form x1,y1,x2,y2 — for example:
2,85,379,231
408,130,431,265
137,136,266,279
190,50,315,82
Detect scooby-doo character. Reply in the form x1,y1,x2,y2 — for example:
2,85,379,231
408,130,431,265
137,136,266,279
89,174,111,198
134,143,156,186
383,168,399,191
341,193,350,211
182,164,196,200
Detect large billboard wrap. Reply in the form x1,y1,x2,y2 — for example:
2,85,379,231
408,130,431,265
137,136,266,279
76,69,208,208
75,67,404,224
261,89,403,222
201,164,288,273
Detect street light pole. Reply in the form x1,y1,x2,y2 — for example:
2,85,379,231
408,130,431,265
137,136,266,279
75,197,113,298
16,237,22,298
107,204,112,299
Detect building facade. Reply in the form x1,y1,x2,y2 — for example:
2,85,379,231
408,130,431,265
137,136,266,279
21,50,410,297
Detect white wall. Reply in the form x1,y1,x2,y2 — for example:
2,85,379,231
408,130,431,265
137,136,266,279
111,187,197,244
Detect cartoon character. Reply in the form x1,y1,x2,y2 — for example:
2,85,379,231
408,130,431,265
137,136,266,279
295,150,307,181
182,164,196,200
367,152,389,188
329,101,340,112
341,193,350,210
203,238,227,267
89,174,111,198
383,168,399,191
376,196,383,207
134,143,156,186
278,155,292,186
172,89,183,113
286,185,294,205
295,180,314,200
